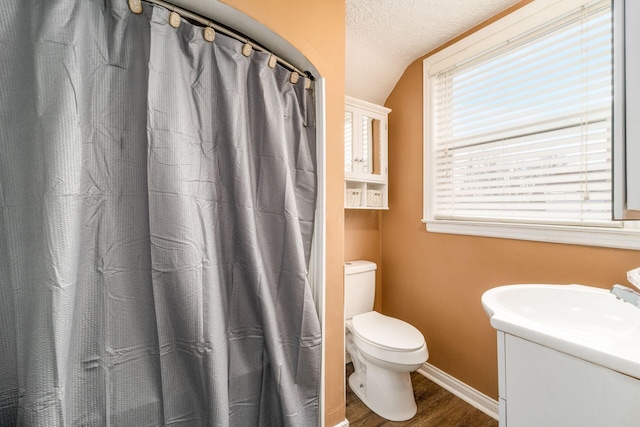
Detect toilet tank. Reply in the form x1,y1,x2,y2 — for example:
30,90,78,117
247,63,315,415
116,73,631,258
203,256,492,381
344,260,377,320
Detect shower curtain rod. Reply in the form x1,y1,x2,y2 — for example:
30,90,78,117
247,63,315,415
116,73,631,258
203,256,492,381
129,0,313,83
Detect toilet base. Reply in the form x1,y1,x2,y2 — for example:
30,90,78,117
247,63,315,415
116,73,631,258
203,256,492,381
348,362,418,421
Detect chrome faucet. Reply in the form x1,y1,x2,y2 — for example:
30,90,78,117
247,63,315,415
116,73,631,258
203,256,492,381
611,284,640,309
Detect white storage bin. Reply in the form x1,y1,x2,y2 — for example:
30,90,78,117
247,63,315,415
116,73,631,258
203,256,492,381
346,188,362,207
366,189,382,207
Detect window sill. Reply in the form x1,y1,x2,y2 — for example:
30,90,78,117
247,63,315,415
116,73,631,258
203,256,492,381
423,219,640,251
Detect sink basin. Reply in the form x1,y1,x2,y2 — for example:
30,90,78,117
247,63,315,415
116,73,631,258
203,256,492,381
482,284,640,379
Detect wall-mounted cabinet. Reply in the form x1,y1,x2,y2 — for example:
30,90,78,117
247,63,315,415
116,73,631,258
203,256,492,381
344,96,391,209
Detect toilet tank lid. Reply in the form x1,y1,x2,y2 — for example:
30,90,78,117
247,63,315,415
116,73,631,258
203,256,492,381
344,260,377,274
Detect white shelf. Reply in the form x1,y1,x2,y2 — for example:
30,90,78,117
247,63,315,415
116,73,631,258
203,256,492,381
345,180,388,209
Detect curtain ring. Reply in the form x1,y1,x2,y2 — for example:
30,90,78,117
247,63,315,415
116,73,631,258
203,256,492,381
128,0,143,14
203,26,215,42
268,55,278,69
290,72,299,84
242,43,252,57
169,11,181,28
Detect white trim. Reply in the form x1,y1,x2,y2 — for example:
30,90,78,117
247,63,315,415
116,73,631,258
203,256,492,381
312,78,327,427
423,219,640,251
345,95,391,114
417,363,499,421
425,0,592,76
332,420,350,427
423,62,434,225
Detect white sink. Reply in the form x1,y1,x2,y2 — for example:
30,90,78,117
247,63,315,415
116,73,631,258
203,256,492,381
482,284,640,380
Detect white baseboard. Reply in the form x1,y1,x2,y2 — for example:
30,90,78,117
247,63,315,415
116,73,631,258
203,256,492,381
332,419,349,427
417,363,499,420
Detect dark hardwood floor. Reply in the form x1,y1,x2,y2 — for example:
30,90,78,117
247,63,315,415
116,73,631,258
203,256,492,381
345,363,498,427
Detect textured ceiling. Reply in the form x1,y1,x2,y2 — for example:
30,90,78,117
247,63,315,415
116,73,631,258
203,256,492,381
346,0,520,105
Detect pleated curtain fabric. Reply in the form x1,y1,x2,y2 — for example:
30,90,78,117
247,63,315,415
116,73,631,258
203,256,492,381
0,0,320,425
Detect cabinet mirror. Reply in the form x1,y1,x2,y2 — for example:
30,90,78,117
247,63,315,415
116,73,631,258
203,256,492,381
345,110,354,173
361,115,382,176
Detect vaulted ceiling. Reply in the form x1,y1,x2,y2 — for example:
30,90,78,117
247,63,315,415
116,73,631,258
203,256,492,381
346,0,520,105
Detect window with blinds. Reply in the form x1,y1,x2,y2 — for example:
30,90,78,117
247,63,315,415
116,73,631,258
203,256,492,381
428,0,613,227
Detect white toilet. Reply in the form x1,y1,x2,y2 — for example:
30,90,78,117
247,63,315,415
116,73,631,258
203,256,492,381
344,260,428,421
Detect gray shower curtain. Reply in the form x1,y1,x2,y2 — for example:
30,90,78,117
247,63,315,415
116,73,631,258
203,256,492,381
0,0,321,425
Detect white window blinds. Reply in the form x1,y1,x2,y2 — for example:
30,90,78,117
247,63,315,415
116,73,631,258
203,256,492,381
430,0,613,227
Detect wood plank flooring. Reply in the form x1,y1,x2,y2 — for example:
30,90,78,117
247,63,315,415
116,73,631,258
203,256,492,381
345,363,498,427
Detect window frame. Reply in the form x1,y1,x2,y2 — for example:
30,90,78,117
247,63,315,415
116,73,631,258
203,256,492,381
422,0,640,250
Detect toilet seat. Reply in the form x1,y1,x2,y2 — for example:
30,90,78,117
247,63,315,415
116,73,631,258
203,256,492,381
352,311,424,351
349,311,428,367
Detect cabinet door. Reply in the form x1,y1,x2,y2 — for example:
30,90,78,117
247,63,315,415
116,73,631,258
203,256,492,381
360,113,385,178
344,105,388,181
504,334,640,427
345,108,355,176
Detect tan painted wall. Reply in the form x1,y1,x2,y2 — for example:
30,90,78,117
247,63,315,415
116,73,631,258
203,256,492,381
219,1,346,424
344,210,383,312
381,2,640,399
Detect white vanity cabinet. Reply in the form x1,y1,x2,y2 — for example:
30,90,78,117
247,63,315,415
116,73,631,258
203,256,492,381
497,332,640,427
344,96,390,209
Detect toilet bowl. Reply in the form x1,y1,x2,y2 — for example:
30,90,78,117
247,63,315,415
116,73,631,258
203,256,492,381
344,261,429,421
